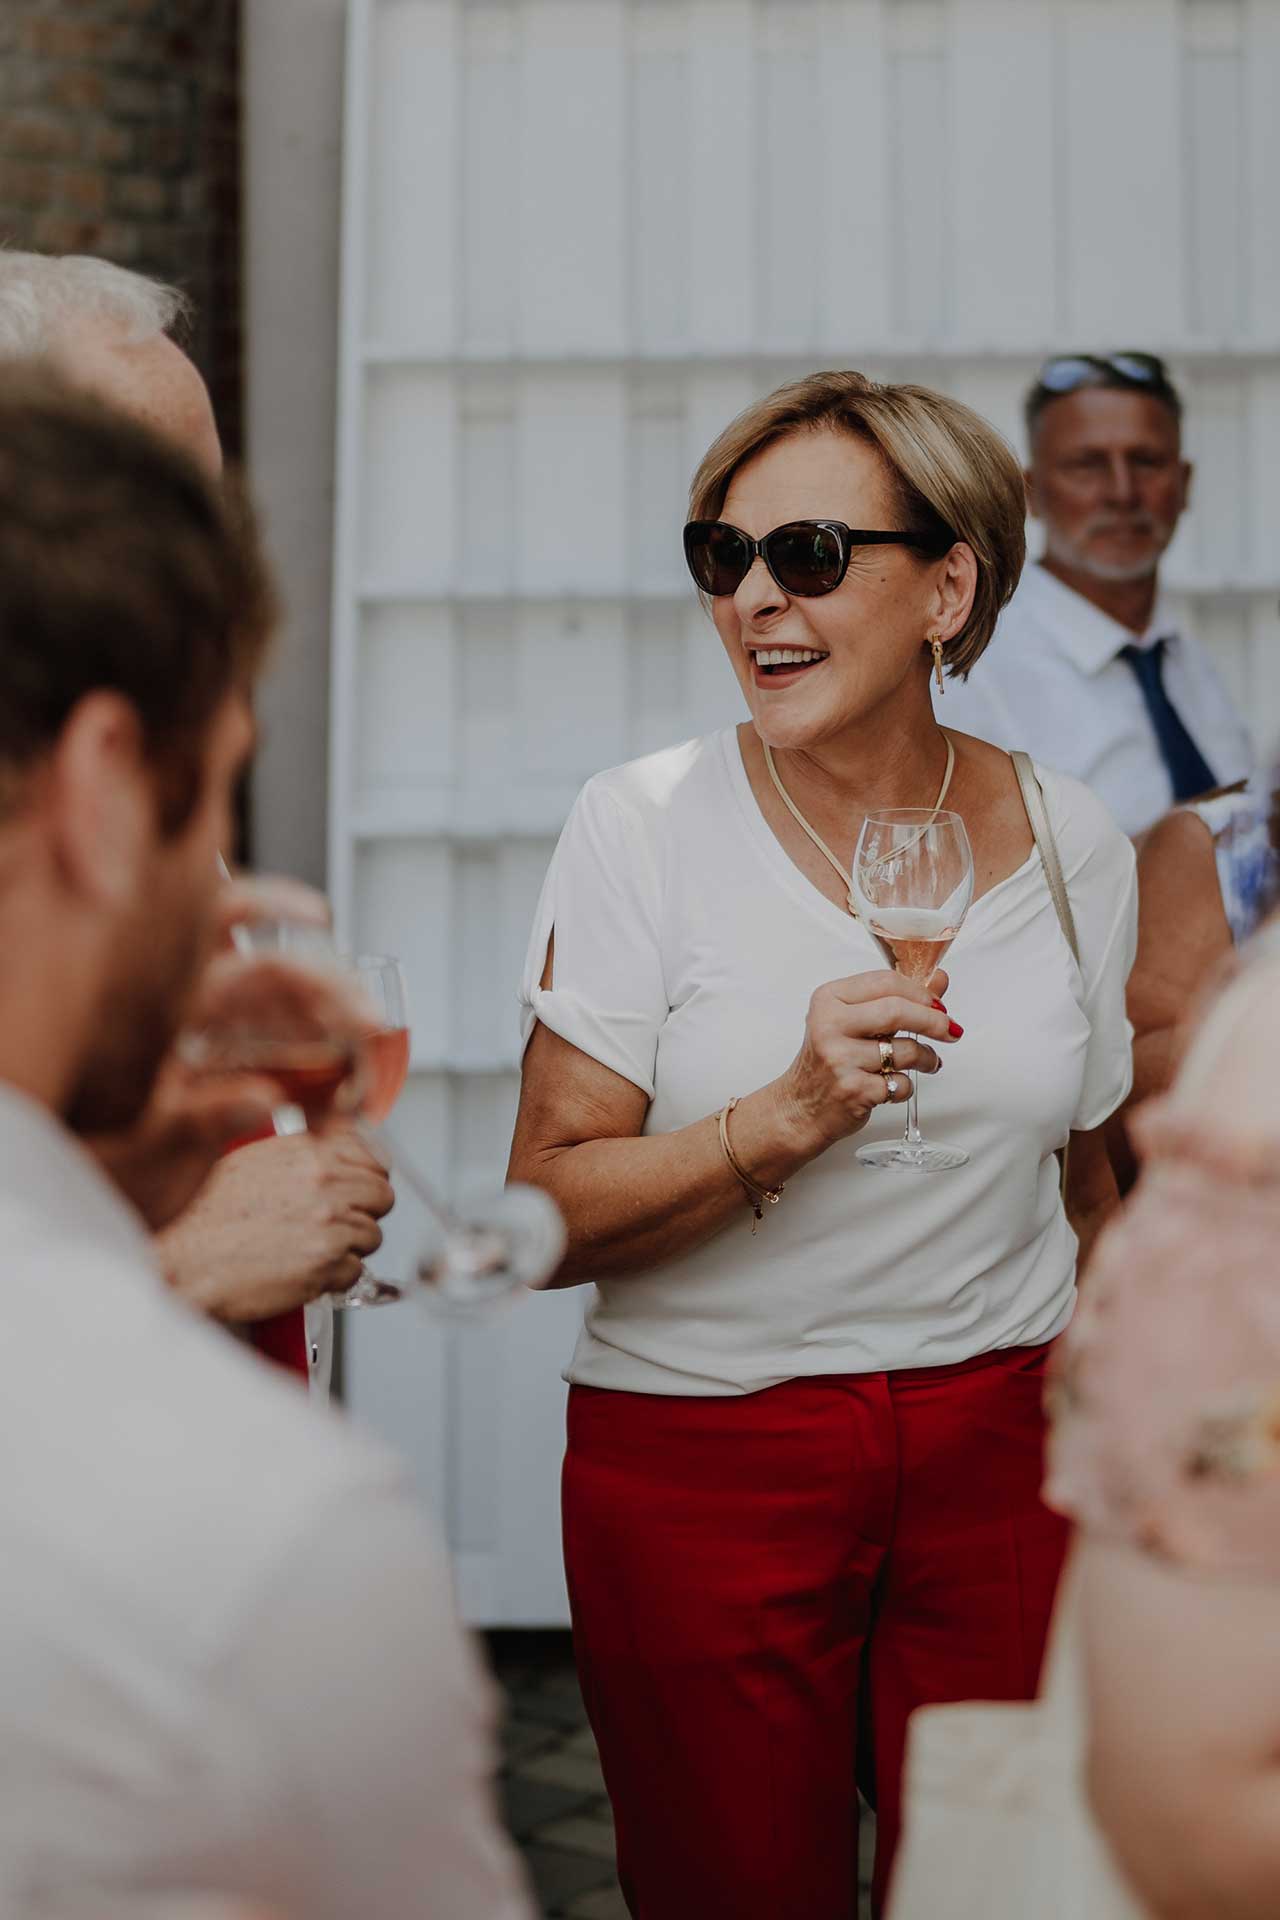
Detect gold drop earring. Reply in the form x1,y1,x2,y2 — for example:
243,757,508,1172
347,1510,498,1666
929,633,946,697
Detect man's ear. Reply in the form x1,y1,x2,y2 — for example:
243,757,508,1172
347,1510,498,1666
1180,458,1194,513
48,692,152,907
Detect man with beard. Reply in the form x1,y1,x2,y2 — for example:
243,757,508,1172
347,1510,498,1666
943,353,1253,835
0,377,530,1920
0,247,392,1390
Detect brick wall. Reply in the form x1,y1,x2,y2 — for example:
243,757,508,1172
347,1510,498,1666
0,0,243,454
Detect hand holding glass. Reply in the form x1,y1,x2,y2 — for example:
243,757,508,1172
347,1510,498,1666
849,808,974,1173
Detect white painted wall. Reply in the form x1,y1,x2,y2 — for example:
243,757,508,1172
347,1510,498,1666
316,0,1280,1625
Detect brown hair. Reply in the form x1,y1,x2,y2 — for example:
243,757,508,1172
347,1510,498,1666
688,369,1026,677
0,372,275,831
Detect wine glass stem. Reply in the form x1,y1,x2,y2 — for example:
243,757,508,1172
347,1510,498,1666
903,1038,923,1148
358,1119,461,1235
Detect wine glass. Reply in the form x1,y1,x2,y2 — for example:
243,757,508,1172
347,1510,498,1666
849,807,974,1172
337,953,409,1308
193,915,567,1313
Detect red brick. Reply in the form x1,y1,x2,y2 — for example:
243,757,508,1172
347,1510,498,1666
49,66,106,111
59,167,108,216
110,171,170,218
4,114,81,163
92,124,134,168
0,161,55,210
31,212,105,256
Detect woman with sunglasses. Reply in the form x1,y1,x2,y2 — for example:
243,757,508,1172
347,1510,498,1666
509,371,1137,1919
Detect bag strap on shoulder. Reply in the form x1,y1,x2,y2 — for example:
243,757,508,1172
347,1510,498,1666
1011,751,1080,964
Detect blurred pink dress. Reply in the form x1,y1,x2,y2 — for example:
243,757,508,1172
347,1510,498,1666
891,925,1280,1920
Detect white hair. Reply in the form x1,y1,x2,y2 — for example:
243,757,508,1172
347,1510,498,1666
0,250,190,359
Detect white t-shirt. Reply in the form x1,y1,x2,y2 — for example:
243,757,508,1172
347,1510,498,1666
520,728,1138,1396
942,562,1254,836
0,1085,532,1920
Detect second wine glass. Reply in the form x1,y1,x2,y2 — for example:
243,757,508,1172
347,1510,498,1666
849,807,974,1172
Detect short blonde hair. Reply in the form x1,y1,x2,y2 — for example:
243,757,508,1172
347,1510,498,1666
688,370,1026,678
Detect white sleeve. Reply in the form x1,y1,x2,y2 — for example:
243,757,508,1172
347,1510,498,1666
1051,779,1139,1132
519,776,668,1098
223,1483,535,1920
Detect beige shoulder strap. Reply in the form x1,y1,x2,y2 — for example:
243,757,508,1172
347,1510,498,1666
1011,751,1080,964
1011,752,1079,1202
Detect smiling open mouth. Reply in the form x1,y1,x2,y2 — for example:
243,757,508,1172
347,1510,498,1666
750,647,829,678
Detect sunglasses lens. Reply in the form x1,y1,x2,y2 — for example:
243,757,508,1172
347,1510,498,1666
764,522,845,596
1038,356,1098,393
1109,352,1165,385
684,522,751,596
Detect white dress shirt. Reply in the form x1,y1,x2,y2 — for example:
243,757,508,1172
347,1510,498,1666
942,562,1254,835
0,1083,531,1920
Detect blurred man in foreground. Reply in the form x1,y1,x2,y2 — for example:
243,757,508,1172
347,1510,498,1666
0,248,389,1383
944,352,1252,834
0,377,530,1919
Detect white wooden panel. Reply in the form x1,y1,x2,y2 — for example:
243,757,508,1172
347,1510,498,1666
683,599,749,736
756,0,821,351
345,1068,451,1515
461,3,518,352
354,838,453,1062
458,604,521,790
517,373,627,592
816,0,889,350
355,603,456,802
1184,0,1245,340
458,373,516,593
1243,367,1280,579
337,0,1280,1626
1180,366,1246,581
631,374,688,593
950,2,1057,346
517,0,628,353
1059,1,1184,339
630,604,690,757
630,1,690,353
887,0,949,343
517,602,629,780
687,0,757,352
1246,593,1280,760
361,368,456,590
1243,1,1280,340
364,0,458,349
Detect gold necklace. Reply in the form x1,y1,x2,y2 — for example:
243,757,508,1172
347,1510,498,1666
762,732,957,918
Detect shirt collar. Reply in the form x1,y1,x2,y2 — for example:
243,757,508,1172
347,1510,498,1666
1022,561,1177,677
0,1078,157,1273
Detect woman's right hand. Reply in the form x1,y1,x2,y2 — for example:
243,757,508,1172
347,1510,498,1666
770,967,962,1157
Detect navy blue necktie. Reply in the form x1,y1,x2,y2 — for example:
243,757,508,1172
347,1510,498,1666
1118,638,1217,802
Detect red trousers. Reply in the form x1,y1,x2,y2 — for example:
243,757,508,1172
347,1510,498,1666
562,1344,1067,1919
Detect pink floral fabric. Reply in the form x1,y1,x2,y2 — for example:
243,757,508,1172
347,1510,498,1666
1045,1100,1280,1578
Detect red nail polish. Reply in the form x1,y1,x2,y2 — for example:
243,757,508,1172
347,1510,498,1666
931,999,946,1011
948,1019,964,1039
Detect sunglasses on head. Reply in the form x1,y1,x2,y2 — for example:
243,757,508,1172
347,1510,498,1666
1035,351,1175,398
683,518,946,599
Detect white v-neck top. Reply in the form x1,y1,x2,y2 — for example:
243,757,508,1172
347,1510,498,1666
520,729,1138,1396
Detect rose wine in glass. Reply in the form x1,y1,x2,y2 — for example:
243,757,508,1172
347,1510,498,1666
850,808,974,1172
339,956,411,1308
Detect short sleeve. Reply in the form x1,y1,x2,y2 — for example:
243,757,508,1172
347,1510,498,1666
1042,768,1139,1131
519,777,668,1099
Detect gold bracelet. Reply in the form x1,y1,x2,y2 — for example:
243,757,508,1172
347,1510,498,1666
717,1096,784,1234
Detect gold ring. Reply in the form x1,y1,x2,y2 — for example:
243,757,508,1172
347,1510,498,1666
878,1040,896,1074
884,1073,901,1099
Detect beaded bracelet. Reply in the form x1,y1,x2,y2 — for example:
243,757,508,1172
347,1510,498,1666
717,1096,785,1233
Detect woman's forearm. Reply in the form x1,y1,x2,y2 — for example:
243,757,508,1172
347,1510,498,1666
514,1082,818,1285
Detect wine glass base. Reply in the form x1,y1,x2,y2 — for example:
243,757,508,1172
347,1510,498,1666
857,1139,969,1173
335,1274,404,1309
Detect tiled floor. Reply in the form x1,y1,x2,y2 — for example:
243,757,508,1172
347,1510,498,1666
489,1632,624,1919
488,1631,874,1920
